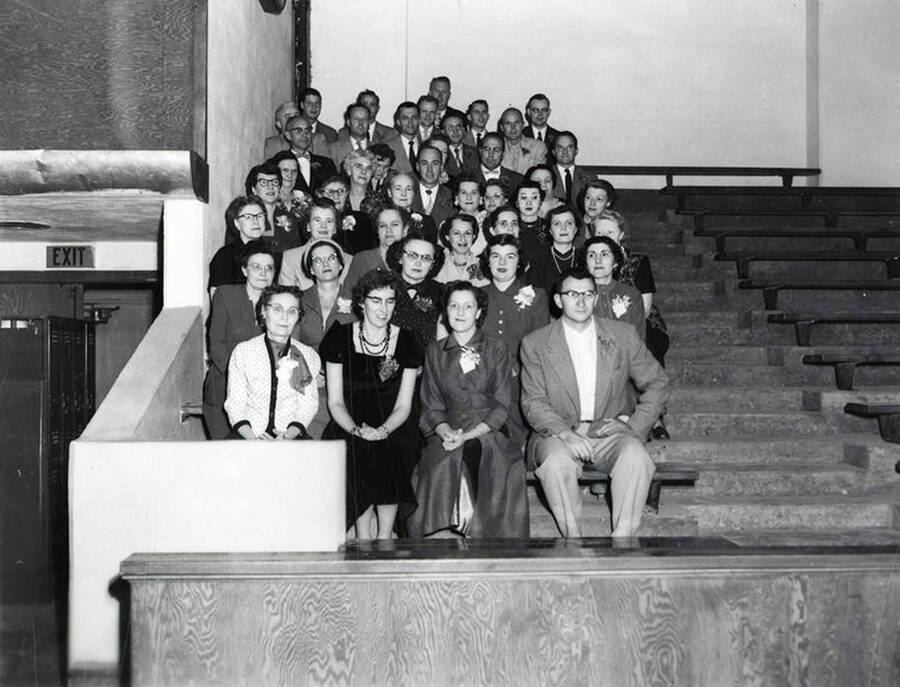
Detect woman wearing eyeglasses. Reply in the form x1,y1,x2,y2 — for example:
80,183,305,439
387,233,446,347
279,198,352,291
224,285,320,440
407,281,529,539
320,270,422,540
209,195,270,298
203,241,276,439
245,162,301,254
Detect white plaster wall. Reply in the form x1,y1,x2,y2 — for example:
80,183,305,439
205,1,294,271
818,0,900,186
311,0,809,186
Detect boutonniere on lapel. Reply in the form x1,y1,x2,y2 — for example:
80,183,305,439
410,212,423,223
275,214,291,231
336,297,352,314
459,345,481,374
513,285,536,311
342,215,356,232
278,345,313,391
597,335,615,352
378,355,400,382
413,294,434,312
611,294,631,319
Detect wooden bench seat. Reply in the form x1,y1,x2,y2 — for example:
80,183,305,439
687,209,900,231
696,227,900,253
715,251,900,279
844,403,900,443
527,462,699,514
662,185,900,212
768,312,900,346
738,279,900,310
803,353,900,390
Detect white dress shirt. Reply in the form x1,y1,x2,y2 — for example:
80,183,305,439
562,318,597,422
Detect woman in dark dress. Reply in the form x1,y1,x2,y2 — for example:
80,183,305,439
527,206,580,301
408,281,529,539
321,270,422,540
480,234,550,450
584,236,646,338
208,196,268,296
386,233,446,346
203,241,274,439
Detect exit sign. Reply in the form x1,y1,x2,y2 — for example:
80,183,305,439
46,245,95,268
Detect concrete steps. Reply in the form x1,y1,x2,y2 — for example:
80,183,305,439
691,463,865,496
667,410,834,436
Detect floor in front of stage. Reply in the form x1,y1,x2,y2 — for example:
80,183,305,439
4,528,900,687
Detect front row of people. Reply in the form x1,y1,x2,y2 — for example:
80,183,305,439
220,264,669,541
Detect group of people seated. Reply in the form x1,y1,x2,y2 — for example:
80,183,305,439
204,77,672,540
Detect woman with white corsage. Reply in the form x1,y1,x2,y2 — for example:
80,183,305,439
583,236,646,340
224,285,320,440
407,281,529,539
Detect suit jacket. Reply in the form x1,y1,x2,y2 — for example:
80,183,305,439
477,166,523,191
501,137,548,175
411,183,455,229
520,316,669,449
263,133,329,162
523,124,561,149
388,135,416,174
294,154,338,195
337,121,398,144
445,143,479,178
552,164,591,206
461,129,488,149
311,120,338,143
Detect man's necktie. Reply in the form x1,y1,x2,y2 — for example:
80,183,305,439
408,139,416,167
454,147,463,169
537,132,543,142
425,188,434,214
476,132,482,147
564,168,572,201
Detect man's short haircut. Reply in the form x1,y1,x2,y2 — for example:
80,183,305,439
429,75,451,90
438,212,480,250
393,101,419,124
577,179,617,211
515,179,546,202
467,99,489,115
244,162,283,195
526,163,558,186
479,233,529,279
583,235,625,272
369,142,396,166
423,134,450,148
356,89,379,106
526,93,550,108
554,130,579,149
480,132,505,152
343,102,369,125
498,107,524,128
299,87,322,101
553,266,595,295
441,111,466,128
417,94,439,109
351,269,403,320
441,280,488,329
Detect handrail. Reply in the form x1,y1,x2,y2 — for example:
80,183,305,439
581,165,820,187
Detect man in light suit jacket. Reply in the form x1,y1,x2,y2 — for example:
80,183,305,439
520,267,669,538
499,107,547,175
410,145,455,229
523,93,561,149
299,87,338,155
551,131,590,206
328,103,378,169
354,89,399,143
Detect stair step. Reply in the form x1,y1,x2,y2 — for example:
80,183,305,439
668,386,805,411
692,463,866,496
667,323,794,345
665,311,750,327
655,435,863,465
666,362,800,386
666,410,833,436
666,345,775,365
659,494,897,532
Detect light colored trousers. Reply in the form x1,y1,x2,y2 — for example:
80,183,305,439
533,425,655,537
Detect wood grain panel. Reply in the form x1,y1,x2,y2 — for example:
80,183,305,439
126,564,900,687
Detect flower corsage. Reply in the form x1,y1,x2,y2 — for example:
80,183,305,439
336,297,352,314
342,215,357,232
611,294,631,319
513,285,536,311
414,295,434,312
378,355,400,382
459,345,481,374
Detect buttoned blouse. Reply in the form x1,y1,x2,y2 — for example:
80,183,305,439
482,279,550,357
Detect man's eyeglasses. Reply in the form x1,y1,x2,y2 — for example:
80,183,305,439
560,290,597,301
237,212,265,221
403,250,434,264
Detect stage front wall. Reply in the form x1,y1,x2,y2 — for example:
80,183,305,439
122,551,900,686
